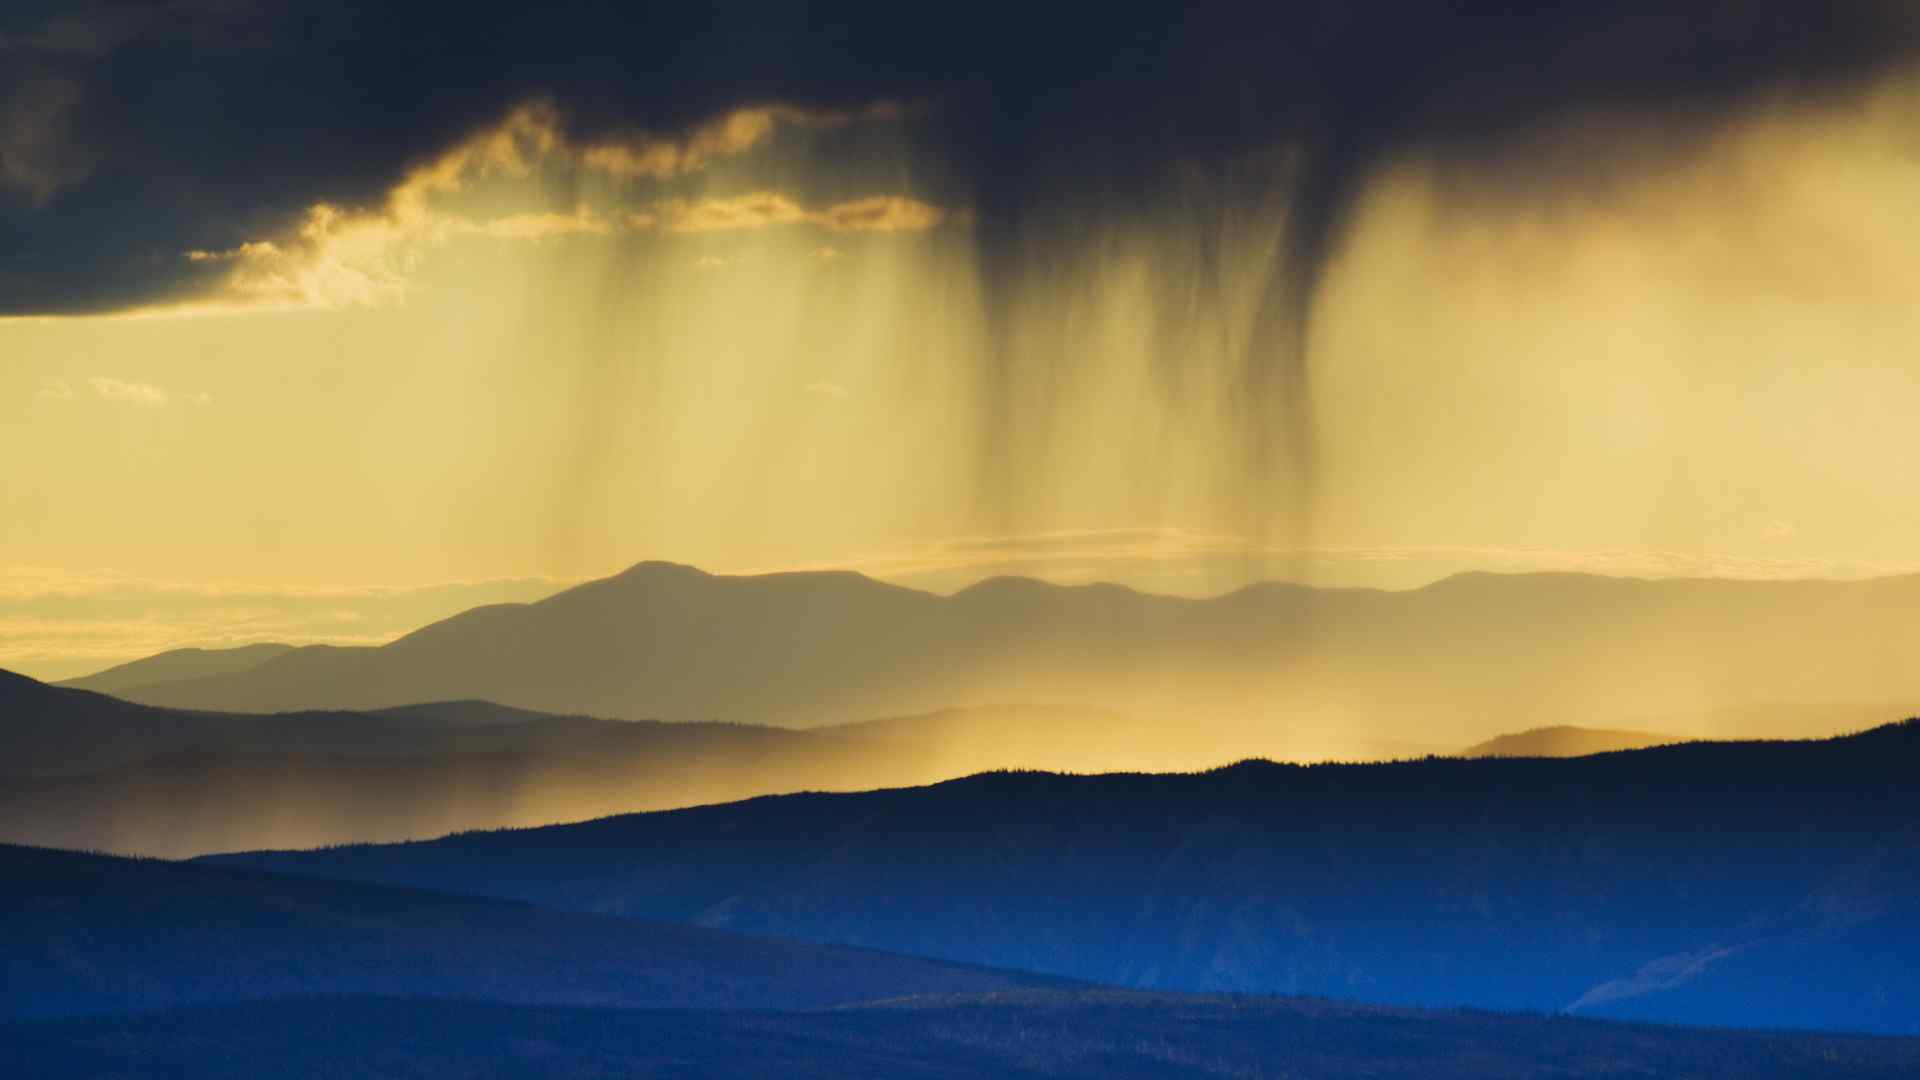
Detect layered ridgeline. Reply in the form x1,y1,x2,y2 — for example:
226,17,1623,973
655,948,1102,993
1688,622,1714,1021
218,722,1920,1036
0,668,1651,857
61,644,297,698
62,562,1920,754
0,669,947,856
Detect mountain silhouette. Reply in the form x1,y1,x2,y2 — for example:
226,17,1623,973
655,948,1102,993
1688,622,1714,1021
60,644,295,697
0,844,1065,1021
6,992,1916,1079
1458,726,1680,758
9,669,1316,856
1,667,598,780
215,720,1920,1035
66,563,1920,750
2,669,945,856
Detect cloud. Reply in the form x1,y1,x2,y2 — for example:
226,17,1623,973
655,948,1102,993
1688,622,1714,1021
808,195,947,232
87,376,169,404
74,376,210,406
26,376,217,406
157,104,925,313
1764,520,1798,539
655,191,809,232
0,6,154,59
464,206,611,241
579,104,857,180
803,380,849,399
4,4,1918,320
650,191,948,234
168,102,585,309
0,69,91,202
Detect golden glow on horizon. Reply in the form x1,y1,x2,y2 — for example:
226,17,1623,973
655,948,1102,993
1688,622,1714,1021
6,70,1920,675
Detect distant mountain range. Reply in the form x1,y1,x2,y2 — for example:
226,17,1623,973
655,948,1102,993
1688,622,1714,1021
7,992,1916,1080
64,644,297,697
57,563,1920,752
216,721,1920,1035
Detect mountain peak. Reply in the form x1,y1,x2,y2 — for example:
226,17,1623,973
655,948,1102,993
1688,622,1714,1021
951,575,1062,600
614,560,713,581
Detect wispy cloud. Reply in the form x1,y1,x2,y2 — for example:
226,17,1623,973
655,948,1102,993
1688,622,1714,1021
47,376,213,407
808,195,950,232
0,70,90,203
654,191,809,232
577,103,870,180
87,376,168,404
464,206,610,241
649,191,948,234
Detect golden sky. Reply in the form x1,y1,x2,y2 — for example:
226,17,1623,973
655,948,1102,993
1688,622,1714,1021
6,68,1920,677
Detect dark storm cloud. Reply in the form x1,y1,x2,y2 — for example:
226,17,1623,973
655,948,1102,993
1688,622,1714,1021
3,1,1918,316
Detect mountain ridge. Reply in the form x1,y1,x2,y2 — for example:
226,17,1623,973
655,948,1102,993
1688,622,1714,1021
209,720,1920,1035
14,669,1406,856
62,562,1920,740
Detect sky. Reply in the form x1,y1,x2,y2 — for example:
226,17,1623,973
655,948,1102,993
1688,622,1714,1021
6,2,1920,678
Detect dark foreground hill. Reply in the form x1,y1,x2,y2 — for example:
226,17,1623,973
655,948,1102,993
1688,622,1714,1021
4,993,1917,1080
0,845,1062,1021
218,722,1920,1035
73,561,1920,747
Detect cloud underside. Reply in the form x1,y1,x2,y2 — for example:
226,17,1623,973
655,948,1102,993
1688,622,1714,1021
146,101,951,313
7,5,1918,317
